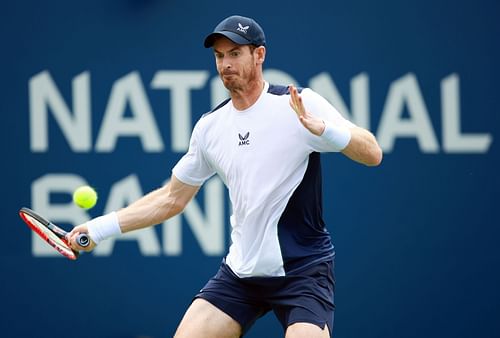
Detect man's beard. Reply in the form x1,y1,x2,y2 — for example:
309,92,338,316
220,61,257,92
221,74,242,91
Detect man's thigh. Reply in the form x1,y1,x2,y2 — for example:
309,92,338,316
272,260,335,336
174,298,242,338
286,322,330,338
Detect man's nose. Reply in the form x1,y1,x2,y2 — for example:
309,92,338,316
222,58,232,69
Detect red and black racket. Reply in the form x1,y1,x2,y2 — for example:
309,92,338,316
19,207,89,260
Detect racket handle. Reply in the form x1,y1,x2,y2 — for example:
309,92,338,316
76,233,91,247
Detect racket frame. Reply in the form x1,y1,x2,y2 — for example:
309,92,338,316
19,207,89,260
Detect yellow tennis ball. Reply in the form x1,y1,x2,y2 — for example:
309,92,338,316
73,185,98,209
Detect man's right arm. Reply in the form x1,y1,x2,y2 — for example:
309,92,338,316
68,175,200,251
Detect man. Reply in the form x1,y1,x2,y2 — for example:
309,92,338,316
69,15,382,338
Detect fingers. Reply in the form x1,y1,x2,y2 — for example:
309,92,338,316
289,85,311,128
288,84,325,136
288,84,304,116
66,224,96,252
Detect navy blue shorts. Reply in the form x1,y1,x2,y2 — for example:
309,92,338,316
195,260,335,336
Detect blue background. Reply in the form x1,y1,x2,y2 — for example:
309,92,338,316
1,0,499,337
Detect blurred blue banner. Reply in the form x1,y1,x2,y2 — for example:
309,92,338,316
1,0,499,337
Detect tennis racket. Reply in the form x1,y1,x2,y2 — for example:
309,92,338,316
19,207,90,260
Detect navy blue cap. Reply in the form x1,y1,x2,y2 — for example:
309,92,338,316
204,15,266,48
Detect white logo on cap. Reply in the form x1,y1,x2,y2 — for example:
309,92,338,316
237,23,249,34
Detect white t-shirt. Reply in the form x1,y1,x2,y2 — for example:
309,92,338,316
173,82,355,277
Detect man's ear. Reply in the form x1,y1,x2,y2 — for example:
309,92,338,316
255,46,266,65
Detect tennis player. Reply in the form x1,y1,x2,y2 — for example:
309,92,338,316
68,15,382,338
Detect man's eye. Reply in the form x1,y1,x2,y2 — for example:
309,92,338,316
230,51,240,57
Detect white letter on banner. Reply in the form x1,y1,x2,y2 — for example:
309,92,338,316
441,74,492,153
29,71,91,152
163,176,225,256
94,175,161,256
96,72,163,152
376,73,439,152
31,174,91,257
309,72,370,129
151,71,209,152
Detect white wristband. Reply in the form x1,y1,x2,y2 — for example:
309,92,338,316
320,120,352,151
86,212,122,245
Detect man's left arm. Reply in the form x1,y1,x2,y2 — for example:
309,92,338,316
341,126,382,166
289,84,382,166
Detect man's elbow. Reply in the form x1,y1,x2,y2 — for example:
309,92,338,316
365,146,383,167
170,199,188,216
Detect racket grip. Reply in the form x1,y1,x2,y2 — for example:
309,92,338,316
76,233,91,247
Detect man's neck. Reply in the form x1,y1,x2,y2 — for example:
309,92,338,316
230,78,265,111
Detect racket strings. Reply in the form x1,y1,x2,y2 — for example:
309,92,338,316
23,213,75,259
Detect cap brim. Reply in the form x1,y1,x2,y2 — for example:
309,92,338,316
204,31,251,48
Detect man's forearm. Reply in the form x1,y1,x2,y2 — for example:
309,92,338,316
341,127,383,166
116,184,183,233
